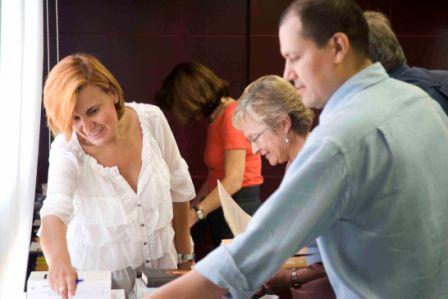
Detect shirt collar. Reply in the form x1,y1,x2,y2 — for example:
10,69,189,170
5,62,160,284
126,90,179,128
320,62,389,122
390,63,410,78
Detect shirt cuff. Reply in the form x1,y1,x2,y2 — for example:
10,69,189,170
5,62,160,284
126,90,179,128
39,194,74,226
170,187,195,203
195,245,255,298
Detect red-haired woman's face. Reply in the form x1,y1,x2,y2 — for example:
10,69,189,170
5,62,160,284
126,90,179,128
73,84,119,147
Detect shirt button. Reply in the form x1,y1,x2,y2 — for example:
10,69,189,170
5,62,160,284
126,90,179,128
137,204,141,207
140,223,145,227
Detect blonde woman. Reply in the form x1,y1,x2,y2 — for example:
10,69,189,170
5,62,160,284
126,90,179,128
39,53,195,298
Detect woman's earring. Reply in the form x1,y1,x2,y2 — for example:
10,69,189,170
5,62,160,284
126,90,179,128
285,137,289,144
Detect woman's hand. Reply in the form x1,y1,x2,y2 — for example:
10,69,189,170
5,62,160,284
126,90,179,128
177,260,194,271
40,216,76,299
263,268,292,295
47,257,78,299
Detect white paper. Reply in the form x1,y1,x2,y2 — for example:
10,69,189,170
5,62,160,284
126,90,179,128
217,180,252,236
133,278,158,299
27,271,111,299
111,289,125,299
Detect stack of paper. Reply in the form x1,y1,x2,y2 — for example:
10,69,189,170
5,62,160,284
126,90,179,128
27,271,111,299
217,180,251,236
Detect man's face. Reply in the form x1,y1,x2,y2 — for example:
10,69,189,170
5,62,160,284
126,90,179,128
279,15,335,109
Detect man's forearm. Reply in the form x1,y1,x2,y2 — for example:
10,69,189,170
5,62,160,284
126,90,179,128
146,270,227,299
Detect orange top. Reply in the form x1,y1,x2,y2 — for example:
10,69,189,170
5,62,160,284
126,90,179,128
204,101,263,190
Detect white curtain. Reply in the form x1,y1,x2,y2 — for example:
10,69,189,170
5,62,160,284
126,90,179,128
0,0,43,297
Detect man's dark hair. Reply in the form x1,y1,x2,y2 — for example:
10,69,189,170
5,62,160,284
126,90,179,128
280,0,369,56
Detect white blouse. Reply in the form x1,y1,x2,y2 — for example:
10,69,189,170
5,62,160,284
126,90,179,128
39,103,195,271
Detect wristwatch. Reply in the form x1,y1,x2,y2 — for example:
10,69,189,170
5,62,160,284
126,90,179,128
291,269,302,288
193,206,206,220
177,253,195,264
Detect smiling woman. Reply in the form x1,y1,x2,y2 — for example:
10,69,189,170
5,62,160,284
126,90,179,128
39,53,196,298
73,85,122,147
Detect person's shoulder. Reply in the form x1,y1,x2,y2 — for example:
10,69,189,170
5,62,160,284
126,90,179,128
51,133,76,150
127,101,163,115
394,65,448,89
225,100,237,113
49,134,82,162
220,100,237,122
127,102,166,125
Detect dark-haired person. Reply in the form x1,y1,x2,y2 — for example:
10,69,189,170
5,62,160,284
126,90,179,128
364,10,448,114
147,0,448,298
155,62,263,249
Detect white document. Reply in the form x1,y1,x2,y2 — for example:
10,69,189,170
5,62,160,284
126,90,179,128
27,271,111,299
217,180,252,236
133,278,158,299
111,289,125,299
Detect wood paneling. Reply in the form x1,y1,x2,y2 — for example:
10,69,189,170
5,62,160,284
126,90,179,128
37,0,448,201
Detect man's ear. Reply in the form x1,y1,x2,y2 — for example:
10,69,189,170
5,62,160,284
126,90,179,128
330,32,350,64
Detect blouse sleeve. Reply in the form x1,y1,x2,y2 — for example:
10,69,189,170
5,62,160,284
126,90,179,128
143,105,196,203
39,138,78,226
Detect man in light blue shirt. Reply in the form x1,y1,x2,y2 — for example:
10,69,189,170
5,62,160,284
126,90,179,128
148,0,448,298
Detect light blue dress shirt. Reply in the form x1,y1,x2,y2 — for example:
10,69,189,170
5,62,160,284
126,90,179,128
195,63,448,298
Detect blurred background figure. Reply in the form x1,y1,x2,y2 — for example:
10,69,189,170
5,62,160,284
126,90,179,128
233,75,335,299
155,62,263,257
365,10,448,114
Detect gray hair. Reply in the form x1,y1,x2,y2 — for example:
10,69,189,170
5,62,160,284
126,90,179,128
364,11,406,72
233,75,313,137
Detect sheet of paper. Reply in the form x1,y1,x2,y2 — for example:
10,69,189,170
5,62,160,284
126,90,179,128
217,180,252,236
27,271,111,299
111,289,125,299
217,181,311,265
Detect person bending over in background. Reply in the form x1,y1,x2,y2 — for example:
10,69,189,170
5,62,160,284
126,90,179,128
364,10,448,114
155,62,263,250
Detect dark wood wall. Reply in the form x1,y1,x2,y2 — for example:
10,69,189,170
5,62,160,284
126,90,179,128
37,0,448,200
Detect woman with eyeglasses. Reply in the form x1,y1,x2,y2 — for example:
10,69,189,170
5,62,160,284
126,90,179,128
154,62,263,251
233,75,335,299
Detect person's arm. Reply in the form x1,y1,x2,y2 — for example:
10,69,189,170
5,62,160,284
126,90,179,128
147,106,197,265
144,139,350,298
190,181,209,207
146,269,227,299
38,140,78,298
146,106,196,204
40,216,77,298
190,149,246,227
172,201,193,270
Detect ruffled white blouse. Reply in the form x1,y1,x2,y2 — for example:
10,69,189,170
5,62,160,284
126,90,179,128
39,103,195,271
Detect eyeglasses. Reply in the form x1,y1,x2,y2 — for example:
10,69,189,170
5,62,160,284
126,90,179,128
247,127,269,144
